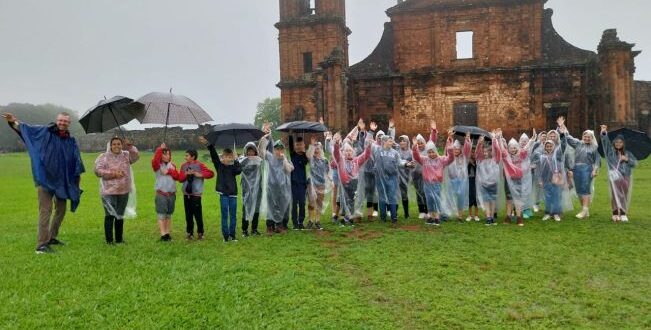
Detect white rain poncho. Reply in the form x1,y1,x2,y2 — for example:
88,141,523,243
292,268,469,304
564,130,601,199
601,133,637,214
537,140,573,214
239,142,264,222
498,138,534,211
442,138,472,218
411,140,454,217
259,137,294,224
306,141,333,216
371,135,406,221
411,134,428,214
475,138,503,216
397,135,417,212
94,141,138,219
333,139,372,219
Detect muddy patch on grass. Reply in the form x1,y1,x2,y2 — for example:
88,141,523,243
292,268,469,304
345,228,383,241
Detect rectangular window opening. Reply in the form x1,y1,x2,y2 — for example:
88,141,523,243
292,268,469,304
456,31,474,59
303,52,313,74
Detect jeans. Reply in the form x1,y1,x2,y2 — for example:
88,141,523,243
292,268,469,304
423,182,442,213
543,183,562,215
377,176,398,221
574,163,593,196
220,195,237,239
291,182,307,228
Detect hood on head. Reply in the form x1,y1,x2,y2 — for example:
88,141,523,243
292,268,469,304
425,141,437,153
273,140,285,149
416,134,425,143
508,138,519,149
243,141,258,155
519,133,529,142
453,140,462,150
544,139,555,147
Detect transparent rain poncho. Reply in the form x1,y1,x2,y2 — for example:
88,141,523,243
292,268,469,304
396,136,417,204
333,139,372,219
94,141,138,219
475,138,504,217
259,137,294,224
442,137,472,218
411,140,453,217
306,141,333,216
497,138,534,211
564,131,601,199
601,133,637,214
239,142,264,222
371,136,406,220
537,140,573,214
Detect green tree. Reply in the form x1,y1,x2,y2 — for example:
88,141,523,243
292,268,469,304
253,97,281,129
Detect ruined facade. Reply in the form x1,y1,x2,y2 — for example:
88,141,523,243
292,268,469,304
276,0,650,138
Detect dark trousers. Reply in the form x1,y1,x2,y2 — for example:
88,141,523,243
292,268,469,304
220,195,237,239
242,206,259,233
104,216,124,243
183,195,204,235
291,182,307,228
102,194,128,243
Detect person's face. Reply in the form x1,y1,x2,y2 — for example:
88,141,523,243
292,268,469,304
294,141,305,153
383,138,394,149
548,131,558,142
55,114,70,131
314,147,322,158
222,153,234,163
161,151,171,163
483,147,491,159
519,138,528,148
185,153,194,163
544,143,554,153
427,149,438,159
399,140,408,149
417,140,425,150
246,148,256,157
508,145,518,155
540,133,547,141
344,148,354,159
453,148,461,157
582,132,592,144
110,139,122,154
273,148,284,159
614,139,625,150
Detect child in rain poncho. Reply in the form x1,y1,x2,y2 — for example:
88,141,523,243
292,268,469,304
537,139,572,221
239,142,263,236
475,134,501,225
518,133,535,218
529,131,547,213
259,124,294,234
333,132,373,226
443,131,472,221
306,136,331,230
94,137,139,244
411,130,454,226
372,132,406,224
411,121,439,219
397,134,416,219
600,125,637,222
558,118,600,219
496,129,536,226
325,132,341,223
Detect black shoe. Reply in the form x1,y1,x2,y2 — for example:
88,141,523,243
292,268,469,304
252,230,261,236
106,241,115,245
242,230,249,238
298,223,306,230
186,233,194,240
116,240,125,244
35,245,55,254
230,235,238,242
315,222,323,230
48,238,64,246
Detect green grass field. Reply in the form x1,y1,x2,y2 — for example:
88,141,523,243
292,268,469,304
0,151,649,329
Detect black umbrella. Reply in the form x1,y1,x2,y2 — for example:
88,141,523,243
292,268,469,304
276,121,327,133
204,123,265,149
598,127,651,160
452,125,491,139
136,89,213,141
79,96,145,136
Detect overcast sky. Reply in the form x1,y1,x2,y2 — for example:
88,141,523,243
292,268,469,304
0,0,649,127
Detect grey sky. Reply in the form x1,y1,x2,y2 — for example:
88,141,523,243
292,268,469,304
0,0,649,127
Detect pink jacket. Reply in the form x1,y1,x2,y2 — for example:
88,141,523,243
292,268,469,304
334,141,372,185
497,142,528,179
412,144,453,183
94,145,139,195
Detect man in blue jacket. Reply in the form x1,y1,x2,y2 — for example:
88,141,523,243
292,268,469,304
3,112,85,254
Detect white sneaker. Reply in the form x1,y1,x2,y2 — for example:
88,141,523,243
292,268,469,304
474,216,480,222
542,215,551,221
533,205,539,213
465,216,472,222
575,209,589,219
611,215,620,222
418,213,425,219
554,215,561,222
620,215,629,222
372,211,378,217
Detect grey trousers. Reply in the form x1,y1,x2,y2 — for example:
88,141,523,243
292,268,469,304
37,186,67,248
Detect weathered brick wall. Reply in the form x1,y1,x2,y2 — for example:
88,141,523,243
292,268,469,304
635,81,651,134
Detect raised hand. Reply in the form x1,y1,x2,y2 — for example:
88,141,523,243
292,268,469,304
2,113,17,123
310,136,317,145
557,116,565,128
532,128,537,139
447,128,454,139
600,125,608,134
198,136,208,145
369,121,378,131
388,119,395,128
478,136,485,143
319,116,324,125
412,136,418,147
262,122,271,134
357,118,365,130
431,120,437,131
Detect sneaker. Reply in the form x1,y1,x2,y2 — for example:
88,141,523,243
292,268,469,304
306,221,313,230
315,222,323,230
425,218,433,225
252,230,261,236
332,216,339,224
299,223,306,230
517,217,524,227
576,209,590,219
372,211,378,217
230,235,238,242
35,245,55,254
223,238,229,243
554,215,561,222
533,205,540,213
433,218,441,226
485,218,492,226
186,233,194,240
293,226,301,231
542,214,551,221
106,241,115,245
620,215,629,222
611,215,620,222
266,227,275,236
197,233,204,240
116,240,126,244
474,216,480,222
48,238,64,246
465,216,472,222
418,213,426,219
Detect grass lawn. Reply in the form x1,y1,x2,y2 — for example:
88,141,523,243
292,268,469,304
0,151,649,329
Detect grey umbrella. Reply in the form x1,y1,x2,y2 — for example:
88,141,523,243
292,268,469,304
136,89,213,141
79,96,145,136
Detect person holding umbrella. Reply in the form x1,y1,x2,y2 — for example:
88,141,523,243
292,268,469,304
3,112,85,254
288,134,309,230
259,123,294,234
94,137,139,244
600,125,638,222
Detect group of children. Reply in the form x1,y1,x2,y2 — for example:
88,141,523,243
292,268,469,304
146,116,637,243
